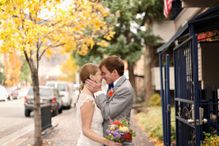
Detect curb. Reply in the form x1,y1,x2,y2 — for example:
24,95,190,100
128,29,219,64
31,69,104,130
42,123,58,137
3,123,59,146
0,124,34,146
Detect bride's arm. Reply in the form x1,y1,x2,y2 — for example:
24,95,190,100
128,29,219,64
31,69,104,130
80,100,121,146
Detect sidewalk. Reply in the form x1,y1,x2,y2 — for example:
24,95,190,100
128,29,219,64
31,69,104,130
10,108,155,146
131,110,155,146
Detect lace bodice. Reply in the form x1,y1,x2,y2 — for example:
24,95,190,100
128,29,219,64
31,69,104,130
76,93,103,146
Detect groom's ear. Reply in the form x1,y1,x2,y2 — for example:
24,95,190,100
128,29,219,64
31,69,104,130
112,69,118,75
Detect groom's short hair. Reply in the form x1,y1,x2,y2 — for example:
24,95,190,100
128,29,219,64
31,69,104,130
99,56,124,76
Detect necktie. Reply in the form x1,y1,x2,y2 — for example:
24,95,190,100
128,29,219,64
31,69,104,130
107,83,114,97
108,83,114,91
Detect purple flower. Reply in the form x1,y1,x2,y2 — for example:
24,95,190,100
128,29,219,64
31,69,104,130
105,119,135,143
113,130,121,139
106,129,111,134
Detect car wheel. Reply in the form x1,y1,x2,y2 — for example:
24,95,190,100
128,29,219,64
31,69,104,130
58,106,63,114
7,96,11,101
66,104,71,109
52,108,59,117
25,109,31,117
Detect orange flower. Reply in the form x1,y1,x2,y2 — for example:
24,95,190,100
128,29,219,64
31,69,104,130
112,120,121,125
107,89,114,97
105,119,135,143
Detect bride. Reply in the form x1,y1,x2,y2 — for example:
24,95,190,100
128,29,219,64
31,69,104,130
76,63,121,146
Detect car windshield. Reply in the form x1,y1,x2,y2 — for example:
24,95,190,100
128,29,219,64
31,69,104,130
27,88,52,97
47,84,55,88
57,84,67,92
0,86,7,95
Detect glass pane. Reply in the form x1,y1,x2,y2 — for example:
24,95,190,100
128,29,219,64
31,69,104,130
57,84,67,91
27,88,52,97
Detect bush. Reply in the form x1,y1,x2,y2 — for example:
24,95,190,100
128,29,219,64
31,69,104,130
136,107,163,141
148,93,161,106
135,106,176,143
202,132,219,146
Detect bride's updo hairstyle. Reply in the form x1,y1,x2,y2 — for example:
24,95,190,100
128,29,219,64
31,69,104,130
75,63,98,105
76,63,98,104
80,63,98,84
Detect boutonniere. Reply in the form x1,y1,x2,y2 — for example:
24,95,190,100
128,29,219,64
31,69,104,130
107,89,114,97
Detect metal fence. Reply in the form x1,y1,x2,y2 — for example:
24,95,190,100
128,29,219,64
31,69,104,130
157,6,219,146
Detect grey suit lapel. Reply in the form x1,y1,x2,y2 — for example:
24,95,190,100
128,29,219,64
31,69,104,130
114,75,126,90
107,75,127,100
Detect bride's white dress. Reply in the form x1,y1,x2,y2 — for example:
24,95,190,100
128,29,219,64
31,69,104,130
76,93,103,146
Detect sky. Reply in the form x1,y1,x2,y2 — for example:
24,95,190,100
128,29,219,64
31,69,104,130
40,0,73,19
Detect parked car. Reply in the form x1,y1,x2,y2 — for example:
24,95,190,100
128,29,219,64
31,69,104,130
0,85,9,101
72,83,80,107
7,87,19,100
18,87,29,99
24,86,63,117
46,81,74,109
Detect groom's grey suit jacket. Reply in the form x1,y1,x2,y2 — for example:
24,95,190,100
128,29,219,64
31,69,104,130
95,75,135,145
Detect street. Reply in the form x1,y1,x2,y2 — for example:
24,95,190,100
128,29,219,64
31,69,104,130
0,99,33,146
0,99,155,146
0,99,80,146
17,105,80,146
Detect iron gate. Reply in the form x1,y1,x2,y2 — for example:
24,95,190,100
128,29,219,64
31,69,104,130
173,33,202,146
160,31,219,146
158,6,219,146
159,53,171,146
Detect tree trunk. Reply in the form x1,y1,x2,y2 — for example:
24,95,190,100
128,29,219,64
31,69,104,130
32,68,42,146
29,64,42,146
128,62,137,103
143,45,154,101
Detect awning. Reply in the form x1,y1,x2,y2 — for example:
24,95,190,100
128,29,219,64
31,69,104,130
181,0,219,7
157,23,188,53
157,6,219,53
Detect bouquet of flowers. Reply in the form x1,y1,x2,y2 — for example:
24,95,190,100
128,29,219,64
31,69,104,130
105,119,135,143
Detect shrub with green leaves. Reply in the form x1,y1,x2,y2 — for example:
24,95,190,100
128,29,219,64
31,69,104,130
202,132,219,146
135,107,175,142
148,93,161,106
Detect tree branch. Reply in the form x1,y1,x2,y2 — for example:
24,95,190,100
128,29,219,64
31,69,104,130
38,43,65,60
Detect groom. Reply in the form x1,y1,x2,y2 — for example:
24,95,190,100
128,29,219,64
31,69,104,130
86,56,135,146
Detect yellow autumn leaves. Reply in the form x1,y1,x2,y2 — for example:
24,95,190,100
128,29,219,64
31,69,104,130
0,0,6,5
60,55,78,82
0,0,115,57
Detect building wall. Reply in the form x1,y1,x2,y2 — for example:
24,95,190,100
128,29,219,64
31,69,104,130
39,53,68,84
134,55,144,76
145,8,207,91
153,21,176,42
134,20,175,94
131,7,209,93
175,8,206,30
134,55,144,98
152,67,175,90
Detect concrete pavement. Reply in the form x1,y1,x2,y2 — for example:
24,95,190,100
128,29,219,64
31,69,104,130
5,108,155,146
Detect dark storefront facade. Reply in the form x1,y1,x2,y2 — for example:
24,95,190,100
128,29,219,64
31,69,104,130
158,5,219,146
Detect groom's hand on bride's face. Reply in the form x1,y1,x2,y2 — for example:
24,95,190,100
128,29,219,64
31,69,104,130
85,79,102,93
